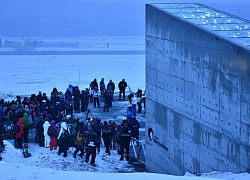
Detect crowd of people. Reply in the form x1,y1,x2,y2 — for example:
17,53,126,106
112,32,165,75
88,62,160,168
0,78,145,165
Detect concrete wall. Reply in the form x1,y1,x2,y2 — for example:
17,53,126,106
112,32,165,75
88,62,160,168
145,4,250,175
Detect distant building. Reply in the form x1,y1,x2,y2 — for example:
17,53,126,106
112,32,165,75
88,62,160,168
146,3,250,175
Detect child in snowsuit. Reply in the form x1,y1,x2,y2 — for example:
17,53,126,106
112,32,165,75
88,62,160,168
22,144,31,158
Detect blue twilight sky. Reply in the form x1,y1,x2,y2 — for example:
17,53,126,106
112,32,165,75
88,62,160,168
0,0,249,37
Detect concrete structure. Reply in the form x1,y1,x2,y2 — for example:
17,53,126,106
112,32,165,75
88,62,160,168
145,3,250,175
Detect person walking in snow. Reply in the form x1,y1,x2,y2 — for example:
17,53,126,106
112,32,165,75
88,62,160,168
43,120,51,148
73,131,85,159
119,125,131,161
85,131,100,166
58,122,71,157
101,121,114,156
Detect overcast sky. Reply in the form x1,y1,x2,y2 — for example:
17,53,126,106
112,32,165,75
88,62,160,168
0,0,249,37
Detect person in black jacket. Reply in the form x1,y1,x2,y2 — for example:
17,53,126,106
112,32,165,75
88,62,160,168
107,80,115,92
119,125,131,161
118,79,127,101
102,121,114,156
85,131,100,165
129,117,140,146
36,116,45,147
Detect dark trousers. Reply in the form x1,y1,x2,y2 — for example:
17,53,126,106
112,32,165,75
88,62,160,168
73,145,84,158
58,143,69,157
103,138,111,155
119,90,125,100
38,135,45,147
137,102,142,113
74,101,80,113
120,142,130,159
93,97,100,108
85,146,97,164
15,137,23,149
23,126,29,142
81,101,88,112
103,101,110,112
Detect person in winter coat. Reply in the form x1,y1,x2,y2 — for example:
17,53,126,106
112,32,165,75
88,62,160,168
23,112,30,143
103,89,112,112
58,122,71,157
22,143,31,158
43,120,51,148
118,79,127,101
129,117,140,146
36,116,45,147
99,78,106,102
15,117,24,149
73,86,81,113
49,120,58,151
119,125,131,161
92,86,100,108
85,131,100,165
135,89,143,113
107,80,115,92
73,131,85,159
101,121,114,156
126,105,136,123
80,90,89,112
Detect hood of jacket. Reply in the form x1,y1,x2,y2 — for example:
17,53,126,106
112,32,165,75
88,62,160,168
43,120,50,127
61,122,67,130
50,120,56,126
18,118,24,124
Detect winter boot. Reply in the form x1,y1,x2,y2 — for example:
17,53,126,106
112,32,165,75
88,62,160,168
120,155,124,161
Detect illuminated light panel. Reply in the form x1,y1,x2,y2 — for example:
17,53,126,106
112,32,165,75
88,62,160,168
152,3,250,49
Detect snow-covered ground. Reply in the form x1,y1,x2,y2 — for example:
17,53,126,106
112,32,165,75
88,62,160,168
1,35,250,179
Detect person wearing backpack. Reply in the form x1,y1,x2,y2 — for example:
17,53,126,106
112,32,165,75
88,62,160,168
73,131,85,159
58,122,70,157
15,117,24,149
49,120,58,151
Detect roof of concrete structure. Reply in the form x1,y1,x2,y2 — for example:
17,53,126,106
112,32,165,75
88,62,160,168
151,3,250,50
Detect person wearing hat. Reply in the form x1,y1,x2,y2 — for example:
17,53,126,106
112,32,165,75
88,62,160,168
118,79,127,101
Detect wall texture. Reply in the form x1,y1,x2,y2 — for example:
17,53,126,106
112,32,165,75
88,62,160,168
145,4,250,175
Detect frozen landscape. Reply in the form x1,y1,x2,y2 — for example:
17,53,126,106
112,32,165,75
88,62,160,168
1,0,250,179
1,35,250,180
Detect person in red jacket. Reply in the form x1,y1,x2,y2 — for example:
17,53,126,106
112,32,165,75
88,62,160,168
15,117,24,149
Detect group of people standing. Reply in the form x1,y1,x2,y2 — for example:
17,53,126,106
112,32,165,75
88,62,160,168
0,79,143,165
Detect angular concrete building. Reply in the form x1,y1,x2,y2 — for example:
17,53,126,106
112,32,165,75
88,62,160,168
145,3,250,175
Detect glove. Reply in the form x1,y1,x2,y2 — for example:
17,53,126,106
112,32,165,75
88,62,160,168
97,148,100,154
